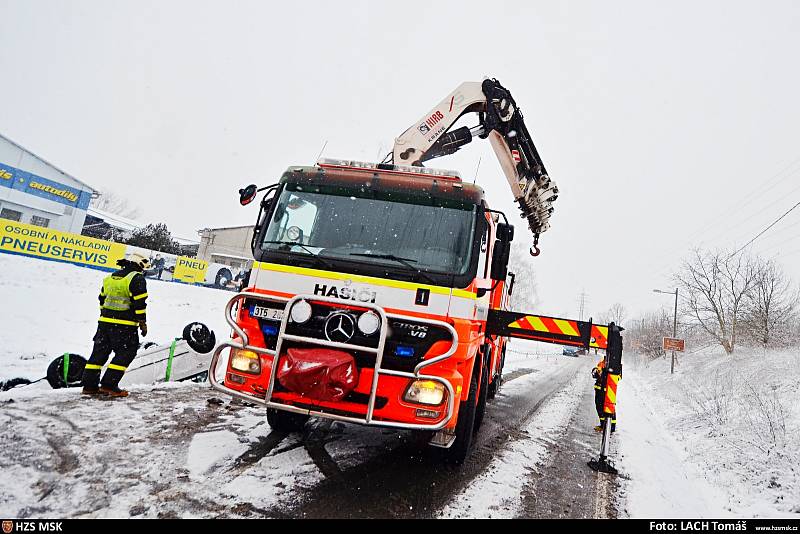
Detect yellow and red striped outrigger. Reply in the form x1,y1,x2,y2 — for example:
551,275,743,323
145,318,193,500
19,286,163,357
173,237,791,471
486,310,610,351
487,310,624,430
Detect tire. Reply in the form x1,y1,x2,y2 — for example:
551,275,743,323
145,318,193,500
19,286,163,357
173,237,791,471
474,352,489,434
183,322,216,354
215,268,232,288
443,356,480,464
266,408,309,432
46,354,87,389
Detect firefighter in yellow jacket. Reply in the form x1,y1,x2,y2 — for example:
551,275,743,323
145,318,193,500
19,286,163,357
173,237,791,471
81,253,149,398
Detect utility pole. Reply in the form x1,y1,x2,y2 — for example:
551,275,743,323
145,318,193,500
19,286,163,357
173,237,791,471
578,290,588,322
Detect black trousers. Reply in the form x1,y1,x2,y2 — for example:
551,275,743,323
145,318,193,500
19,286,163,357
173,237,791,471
81,323,139,389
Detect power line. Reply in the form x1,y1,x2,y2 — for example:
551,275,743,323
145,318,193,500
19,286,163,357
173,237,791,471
729,199,800,257
636,155,800,276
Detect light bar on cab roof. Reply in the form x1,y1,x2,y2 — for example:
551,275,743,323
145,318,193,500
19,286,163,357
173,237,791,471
317,158,462,181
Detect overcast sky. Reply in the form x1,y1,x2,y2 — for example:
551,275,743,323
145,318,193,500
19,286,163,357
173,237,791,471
2,0,799,320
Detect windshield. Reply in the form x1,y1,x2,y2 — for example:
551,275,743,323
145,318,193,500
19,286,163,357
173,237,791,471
261,185,478,278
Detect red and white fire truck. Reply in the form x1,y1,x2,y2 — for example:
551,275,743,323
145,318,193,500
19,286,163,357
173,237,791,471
208,79,622,463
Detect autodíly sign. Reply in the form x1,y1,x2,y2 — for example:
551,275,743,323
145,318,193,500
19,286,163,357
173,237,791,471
663,337,685,352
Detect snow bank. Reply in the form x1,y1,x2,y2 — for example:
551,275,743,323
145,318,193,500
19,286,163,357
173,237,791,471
619,348,800,518
0,253,232,381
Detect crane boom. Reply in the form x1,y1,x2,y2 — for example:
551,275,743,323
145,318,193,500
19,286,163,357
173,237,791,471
390,78,557,255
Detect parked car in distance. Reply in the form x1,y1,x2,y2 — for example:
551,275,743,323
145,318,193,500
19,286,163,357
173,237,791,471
562,347,579,357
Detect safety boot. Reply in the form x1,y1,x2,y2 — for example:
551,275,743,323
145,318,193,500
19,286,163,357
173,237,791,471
99,386,129,398
81,387,101,396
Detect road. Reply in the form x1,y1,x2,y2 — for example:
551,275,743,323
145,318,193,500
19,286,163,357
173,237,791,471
0,354,618,518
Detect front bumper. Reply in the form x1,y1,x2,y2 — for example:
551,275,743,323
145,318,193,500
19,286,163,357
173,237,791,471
208,291,459,431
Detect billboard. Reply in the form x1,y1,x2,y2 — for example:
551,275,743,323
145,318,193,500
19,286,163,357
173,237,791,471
0,161,92,209
0,219,126,269
0,220,250,290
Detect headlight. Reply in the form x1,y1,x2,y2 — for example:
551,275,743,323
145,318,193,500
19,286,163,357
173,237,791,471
357,310,381,335
403,380,446,406
290,299,312,323
230,348,261,374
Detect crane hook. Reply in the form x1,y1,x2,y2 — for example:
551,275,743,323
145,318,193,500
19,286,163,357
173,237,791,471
529,235,541,257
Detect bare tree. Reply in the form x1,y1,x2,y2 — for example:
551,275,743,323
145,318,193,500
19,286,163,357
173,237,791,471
598,302,627,326
675,249,759,354
627,309,673,360
90,190,141,219
743,259,799,348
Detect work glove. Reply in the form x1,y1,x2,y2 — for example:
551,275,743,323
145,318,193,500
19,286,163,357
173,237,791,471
139,322,148,337
591,368,599,379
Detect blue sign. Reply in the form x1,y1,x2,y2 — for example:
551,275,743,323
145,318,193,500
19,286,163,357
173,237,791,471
0,161,91,209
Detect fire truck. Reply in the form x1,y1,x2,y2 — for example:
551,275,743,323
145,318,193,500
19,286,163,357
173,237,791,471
208,79,622,463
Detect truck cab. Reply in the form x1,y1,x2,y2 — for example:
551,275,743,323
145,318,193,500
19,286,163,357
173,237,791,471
208,159,515,463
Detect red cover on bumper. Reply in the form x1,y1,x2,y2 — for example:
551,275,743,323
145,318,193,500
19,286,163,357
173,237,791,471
276,348,359,402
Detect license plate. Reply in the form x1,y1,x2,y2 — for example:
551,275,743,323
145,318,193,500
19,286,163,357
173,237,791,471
250,305,285,321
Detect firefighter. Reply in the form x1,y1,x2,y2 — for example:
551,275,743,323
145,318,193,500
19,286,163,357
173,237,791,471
81,253,150,398
591,357,606,432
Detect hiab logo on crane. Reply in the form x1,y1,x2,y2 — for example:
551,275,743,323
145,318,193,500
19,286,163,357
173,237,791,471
418,110,444,135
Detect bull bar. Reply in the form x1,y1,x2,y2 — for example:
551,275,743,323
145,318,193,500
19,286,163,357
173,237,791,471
208,291,459,431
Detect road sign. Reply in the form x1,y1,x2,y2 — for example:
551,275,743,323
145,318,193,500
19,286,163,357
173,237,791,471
663,337,685,352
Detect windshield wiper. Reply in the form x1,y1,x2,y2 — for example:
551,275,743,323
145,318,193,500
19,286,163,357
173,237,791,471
262,241,334,270
349,253,437,285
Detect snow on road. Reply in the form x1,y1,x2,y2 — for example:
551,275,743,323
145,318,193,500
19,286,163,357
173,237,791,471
440,368,585,518
0,254,232,381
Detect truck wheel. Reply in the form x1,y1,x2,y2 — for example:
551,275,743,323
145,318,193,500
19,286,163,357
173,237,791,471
443,357,480,464
266,408,309,432
473,353,489,434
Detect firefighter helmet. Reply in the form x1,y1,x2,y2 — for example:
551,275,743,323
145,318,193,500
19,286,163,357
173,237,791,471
127,253,150,270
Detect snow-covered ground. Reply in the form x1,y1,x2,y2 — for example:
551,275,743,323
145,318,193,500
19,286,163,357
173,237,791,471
0,253,233,381
617,348,800,518
7,251,797,518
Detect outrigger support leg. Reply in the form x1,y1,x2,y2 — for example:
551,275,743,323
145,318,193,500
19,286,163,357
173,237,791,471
588,419,618,474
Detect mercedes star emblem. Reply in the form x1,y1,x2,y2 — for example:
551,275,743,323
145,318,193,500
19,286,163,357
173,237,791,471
324,312,356,343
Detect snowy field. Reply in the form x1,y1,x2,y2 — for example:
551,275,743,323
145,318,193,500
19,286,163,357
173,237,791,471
617,348,800,518
0,253,233,382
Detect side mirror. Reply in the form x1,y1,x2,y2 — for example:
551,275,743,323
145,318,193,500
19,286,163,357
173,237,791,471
239,184,258,206
496,223,515,243
490,240,511,281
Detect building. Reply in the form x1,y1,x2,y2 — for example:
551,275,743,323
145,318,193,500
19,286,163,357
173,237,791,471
197,226,254,270
0,133,97,233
